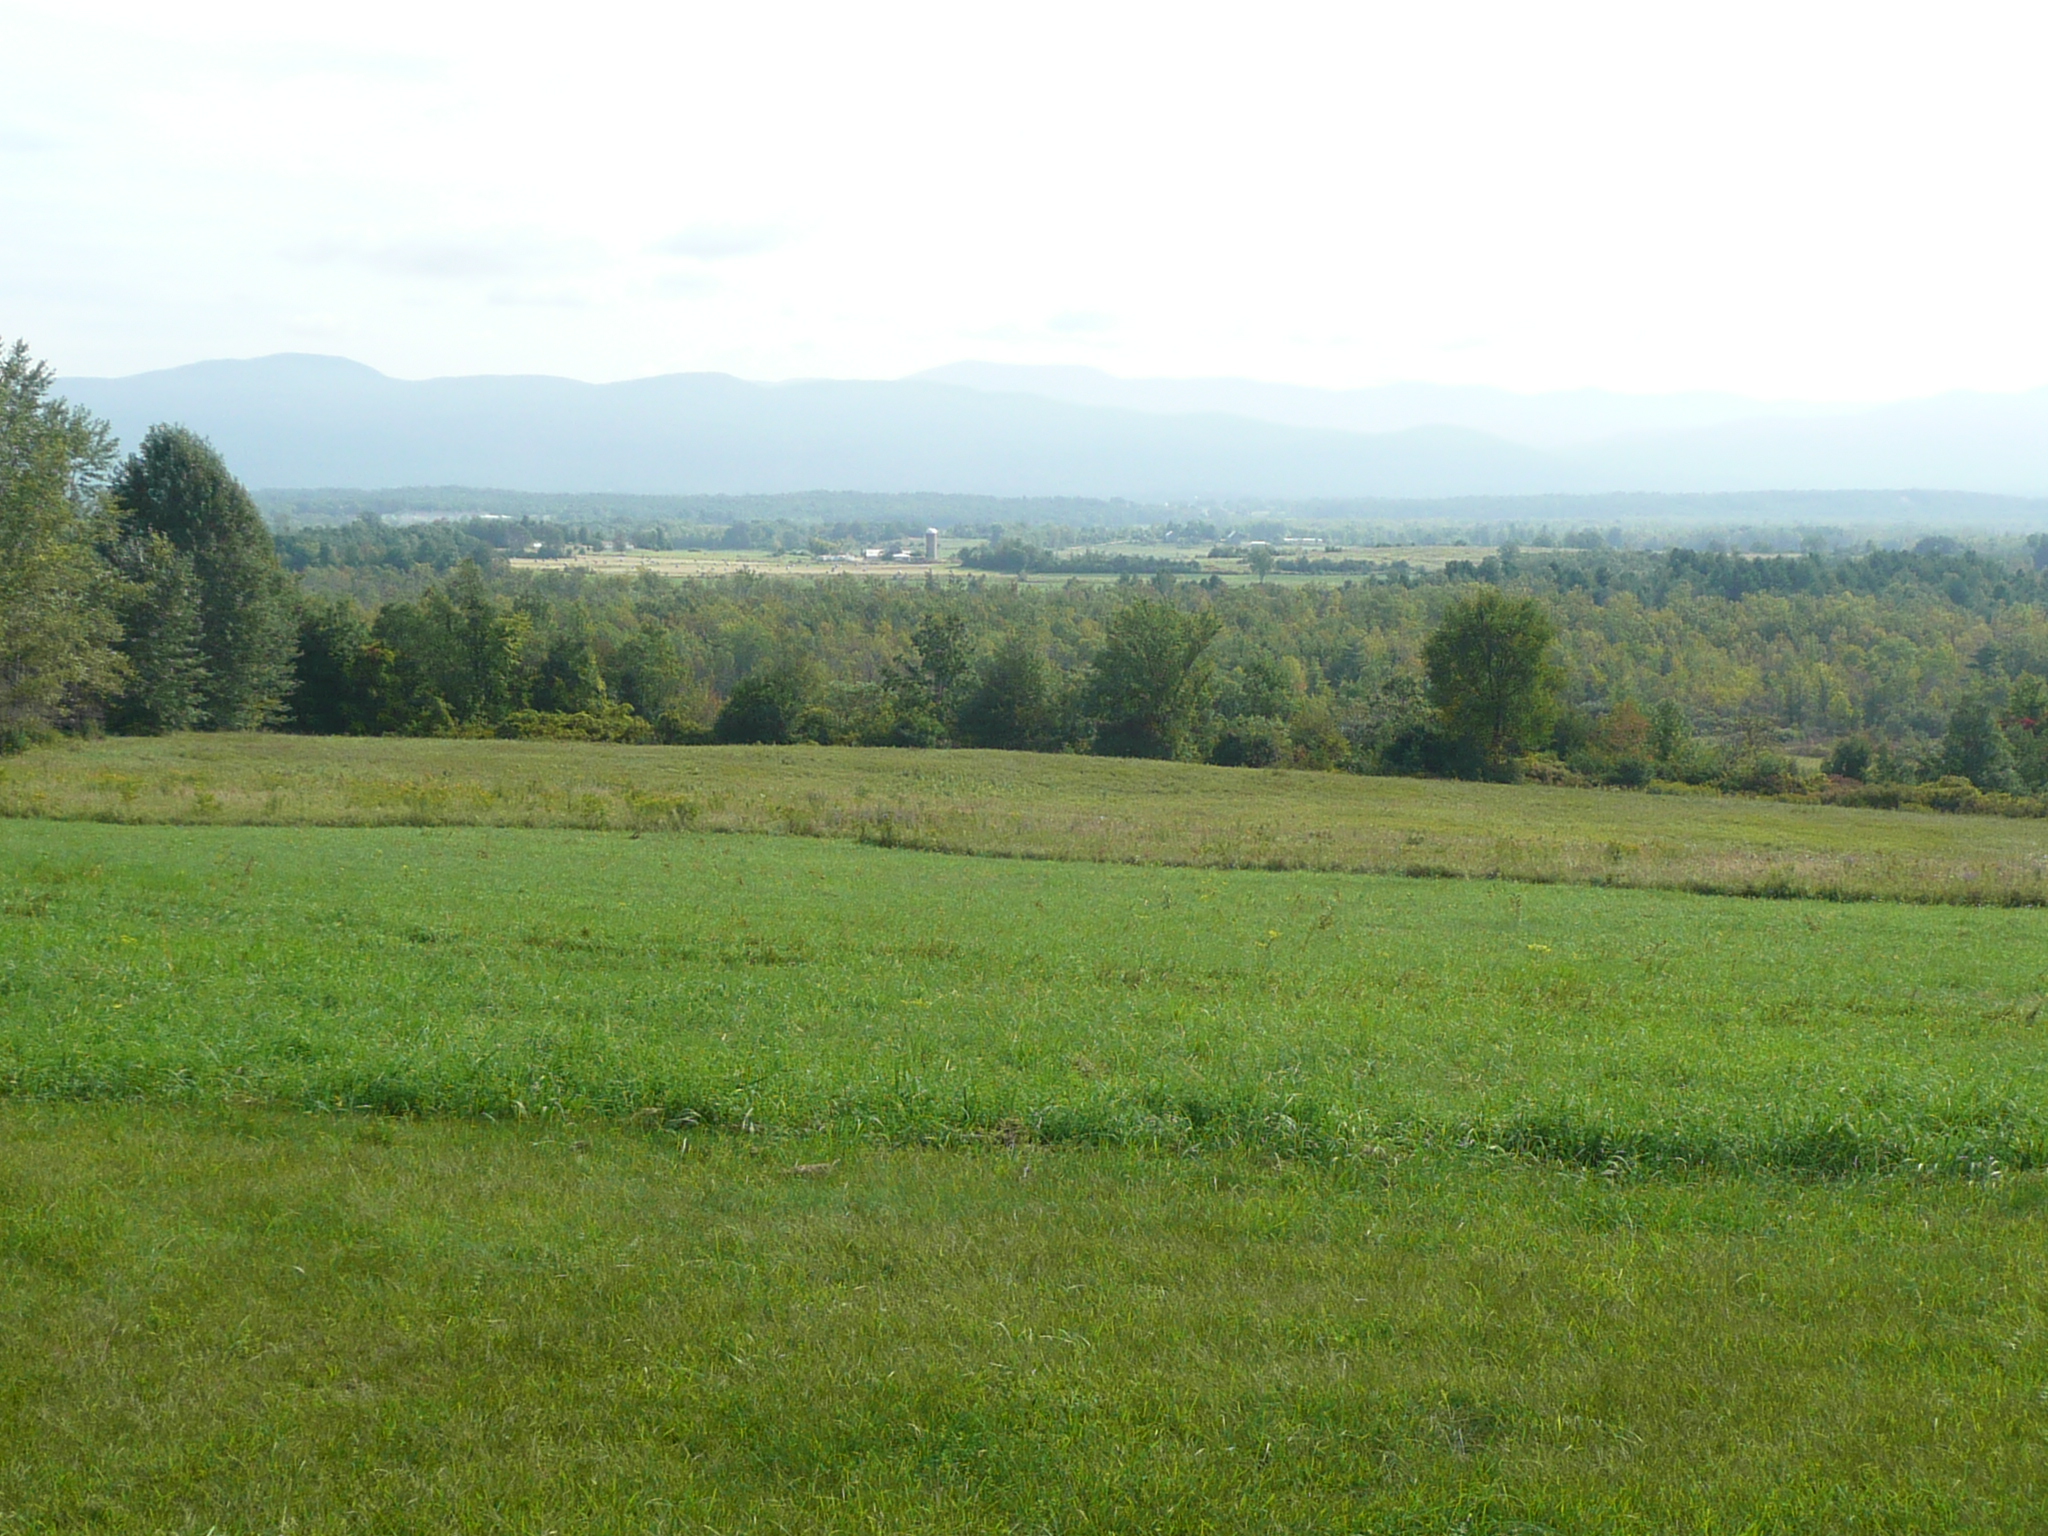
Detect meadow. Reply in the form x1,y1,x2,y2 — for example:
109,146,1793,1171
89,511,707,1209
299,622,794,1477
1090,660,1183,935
5,739,2048,1530
7,732,2048,906
5,1103,2043,1534
3,815,2046,1172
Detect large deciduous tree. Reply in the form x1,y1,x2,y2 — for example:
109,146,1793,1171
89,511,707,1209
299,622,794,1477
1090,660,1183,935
112,425,296,729
1083,599,1220,760
956,630,1063,751
1422,586,1558,776
0,340,125,749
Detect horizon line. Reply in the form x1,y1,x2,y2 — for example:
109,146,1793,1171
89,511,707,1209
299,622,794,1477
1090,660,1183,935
58,350,2048,410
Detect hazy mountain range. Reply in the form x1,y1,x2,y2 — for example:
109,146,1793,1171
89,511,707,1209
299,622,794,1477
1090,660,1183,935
912,363,1853,448
56,354,2048,503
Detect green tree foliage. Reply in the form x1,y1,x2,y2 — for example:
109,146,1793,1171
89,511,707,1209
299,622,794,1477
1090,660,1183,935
369,563,527,728
1569,699,1654,786
113,426,295,728
286,599,383,736
1939,692,2020,791
1649,699,1690,764
1423,587,1559,775
1824,735,1875,781
2003,674,2048,792
908,611,972,708
714,664,813,744
527,617,608,715
956,632,1064,751
0,340,125,748
1343,674,1438,775
1216,653,1296,723
105,531,206,734
1209,715,1288,767
1083,600,1221,759
888,610,973,746
1245,544,1277,582
607,621,702,736
112,512,2048,806
292,544,2048,770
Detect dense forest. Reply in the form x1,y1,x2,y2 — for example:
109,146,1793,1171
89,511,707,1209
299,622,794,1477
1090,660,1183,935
282,545,2048,793
6,338,2048,805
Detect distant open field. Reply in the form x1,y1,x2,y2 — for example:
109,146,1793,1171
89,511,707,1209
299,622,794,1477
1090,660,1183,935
7,733,2048,906
505,542,1497,583
508,545,977,579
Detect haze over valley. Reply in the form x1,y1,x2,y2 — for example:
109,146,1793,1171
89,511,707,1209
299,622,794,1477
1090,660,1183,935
59,353,2048,502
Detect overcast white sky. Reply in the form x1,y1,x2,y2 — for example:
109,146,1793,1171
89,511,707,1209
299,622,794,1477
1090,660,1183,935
3,0,2043,399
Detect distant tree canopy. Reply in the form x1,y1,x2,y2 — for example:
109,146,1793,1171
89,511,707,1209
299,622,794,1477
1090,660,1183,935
1939,691,2021,792
889,611,973,746
265,555,2048,799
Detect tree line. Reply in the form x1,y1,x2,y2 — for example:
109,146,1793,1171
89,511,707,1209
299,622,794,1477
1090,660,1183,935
7,337,2048,801
1,342,294,747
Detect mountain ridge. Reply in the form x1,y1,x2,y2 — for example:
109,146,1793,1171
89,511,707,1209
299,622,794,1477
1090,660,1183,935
55,354,2048,501
57,355,1573,500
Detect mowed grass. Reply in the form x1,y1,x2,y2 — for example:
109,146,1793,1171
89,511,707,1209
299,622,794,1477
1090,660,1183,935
8,732,2048,905
4,1102,2047,1534
5,818,2047,1172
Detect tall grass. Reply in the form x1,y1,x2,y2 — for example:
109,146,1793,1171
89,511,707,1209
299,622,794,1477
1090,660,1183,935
7,733,2048,905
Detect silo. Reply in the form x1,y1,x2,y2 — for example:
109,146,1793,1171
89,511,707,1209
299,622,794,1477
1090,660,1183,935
925,528,939,562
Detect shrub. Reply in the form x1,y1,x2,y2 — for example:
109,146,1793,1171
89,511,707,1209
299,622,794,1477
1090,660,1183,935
1607,755,1652,788
1825,735,1874,781
713,666,813,745
1209,717,1286,768
496,704,653,743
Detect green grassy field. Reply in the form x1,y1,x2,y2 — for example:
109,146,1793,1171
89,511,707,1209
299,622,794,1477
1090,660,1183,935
6,748,2048,1530
4,819,2045,1171
7,732,2048,905
7,1103,2043,1534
